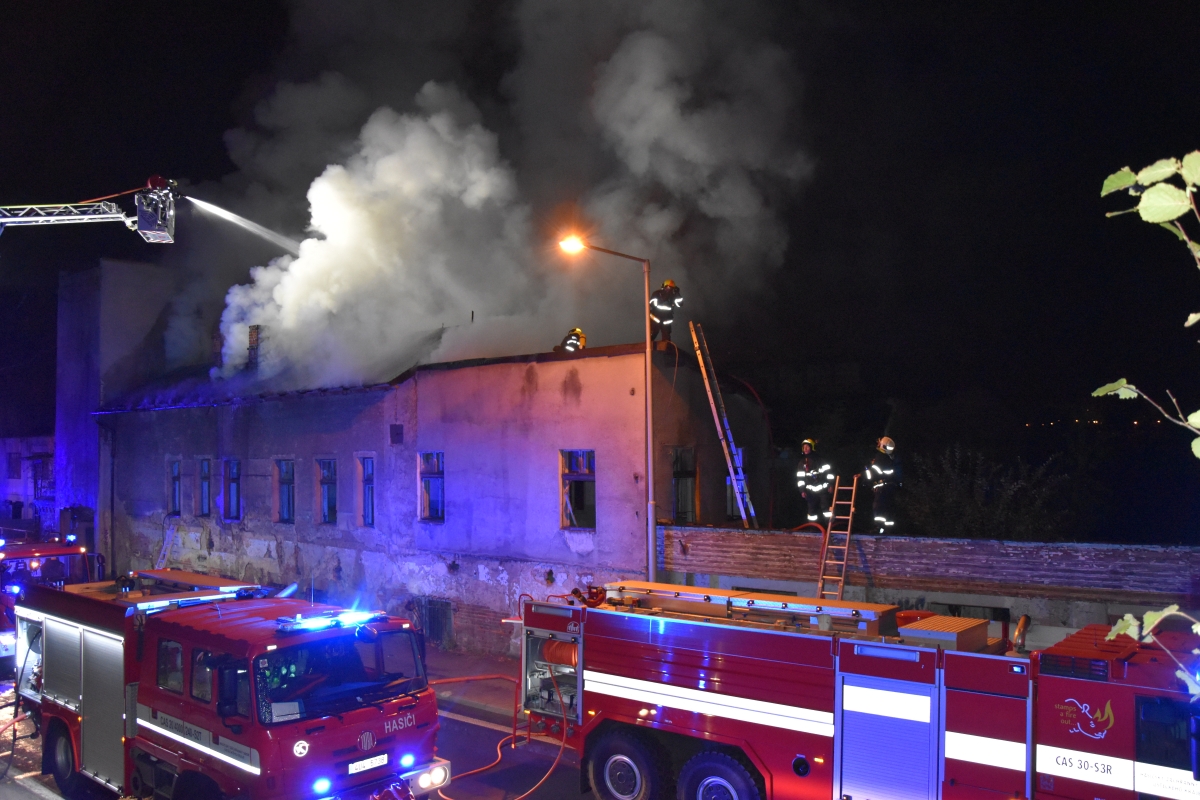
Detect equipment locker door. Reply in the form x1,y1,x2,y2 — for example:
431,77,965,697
942,651,1031,800
838,673,939,800
80,629,125,790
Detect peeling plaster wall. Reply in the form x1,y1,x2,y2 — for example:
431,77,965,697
105,347,764,654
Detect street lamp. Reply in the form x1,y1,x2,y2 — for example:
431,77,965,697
559,235,657,582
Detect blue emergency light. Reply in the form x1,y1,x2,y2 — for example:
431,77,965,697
312,776,332,794
275,609,387,634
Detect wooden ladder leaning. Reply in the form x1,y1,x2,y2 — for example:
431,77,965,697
816,475,858,601
689,321,758,529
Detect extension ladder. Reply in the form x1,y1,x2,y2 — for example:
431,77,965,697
816,475,858,600
156,527,174,569
689,321,758,529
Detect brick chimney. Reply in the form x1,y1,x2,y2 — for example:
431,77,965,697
247,324,262,370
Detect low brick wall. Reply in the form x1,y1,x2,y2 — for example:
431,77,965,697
660,526,1200,607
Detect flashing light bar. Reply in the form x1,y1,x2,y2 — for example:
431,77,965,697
275,609,387,633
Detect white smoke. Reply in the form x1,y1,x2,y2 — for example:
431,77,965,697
203,0,808,388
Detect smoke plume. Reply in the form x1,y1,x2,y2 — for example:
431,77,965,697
193,0,809,388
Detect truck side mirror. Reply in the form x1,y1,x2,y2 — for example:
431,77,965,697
217,665,243,732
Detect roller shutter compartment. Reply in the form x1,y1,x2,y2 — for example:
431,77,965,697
43,618,81,710
80,629,125,789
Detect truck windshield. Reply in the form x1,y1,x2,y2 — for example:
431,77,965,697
254,630,425,724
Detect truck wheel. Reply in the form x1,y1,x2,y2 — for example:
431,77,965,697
46,724,84,798
677,752,761,800
587,730,668,800
173,772,223,800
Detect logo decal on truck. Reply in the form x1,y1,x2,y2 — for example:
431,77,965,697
1058,698,1115,739
567,621,580,633
358,730,377,751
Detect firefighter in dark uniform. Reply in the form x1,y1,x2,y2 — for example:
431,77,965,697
649,279,683,342
555,327,586,353
796,439,834,523
865,436,901,533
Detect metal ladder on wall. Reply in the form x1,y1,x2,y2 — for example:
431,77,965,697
816,475,858,600
689,321,758,529
155,527,174,569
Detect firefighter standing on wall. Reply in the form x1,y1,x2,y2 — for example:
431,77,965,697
796,439,834,523
649,279,683,342
555,327,586,353
865,436,901,533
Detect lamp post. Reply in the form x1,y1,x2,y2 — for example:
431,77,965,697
559,236,657,582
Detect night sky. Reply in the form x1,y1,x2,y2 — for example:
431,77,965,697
2,2,1198,535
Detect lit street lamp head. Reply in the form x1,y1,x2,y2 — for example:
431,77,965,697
559,235,586,254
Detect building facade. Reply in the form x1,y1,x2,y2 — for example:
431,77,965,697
98,344,767,653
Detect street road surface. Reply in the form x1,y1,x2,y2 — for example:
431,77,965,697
0,684,592,800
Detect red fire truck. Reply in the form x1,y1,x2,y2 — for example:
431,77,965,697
0,539,98,667
518,581,1200,800
13,569,450,799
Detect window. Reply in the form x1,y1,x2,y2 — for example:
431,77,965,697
225,460,241,519
170,461,181,516
418,452,444,521
561,450,596,529
671,447,696,524
318,459,337,524
157,639,184,694
191,650,213,702
362,457,375,527
199,459,211,516
6,453,19,480
278,460,295,523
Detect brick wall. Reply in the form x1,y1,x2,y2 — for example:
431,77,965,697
660,526,1200,606
450,600,518,654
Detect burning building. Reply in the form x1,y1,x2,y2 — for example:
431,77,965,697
57,260,768,653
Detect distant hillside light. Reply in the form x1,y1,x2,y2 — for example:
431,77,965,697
559,235,585,254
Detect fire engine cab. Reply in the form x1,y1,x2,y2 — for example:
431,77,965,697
14,569,450,800
519,581,1200,800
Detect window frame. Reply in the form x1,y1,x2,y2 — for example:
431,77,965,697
418,452,444,522
670,446,697,524
169,460,181,517
191,649,213,703
198,458,211,517
225,459,241,520
361,456,375,527
277,459,295,524
561,449,597,530
318,459,337,524
156,638,185,695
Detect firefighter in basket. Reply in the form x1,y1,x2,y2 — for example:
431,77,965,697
865,436,901,533
796,438,834,523
649,279,683,342
555,327,586,353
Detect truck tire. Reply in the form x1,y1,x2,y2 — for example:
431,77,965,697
46,723,84,799
587,730,669,800
677,752,761,800
173,772,223,800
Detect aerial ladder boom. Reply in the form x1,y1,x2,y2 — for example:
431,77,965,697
0,176,179,243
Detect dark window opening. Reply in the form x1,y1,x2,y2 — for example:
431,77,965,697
419,452,444,521
225,460,241,519
562,449,596,529
416,596,454,648
362,457,375,527
6,453,20,480
278,460,295,523
671,446,696,524
199,459,211,516
319,459,337,524
170,461,181,516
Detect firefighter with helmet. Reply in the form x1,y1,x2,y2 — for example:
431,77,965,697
649,279,683,342
796,438,834,523
555,327,586,353
865,436,901,533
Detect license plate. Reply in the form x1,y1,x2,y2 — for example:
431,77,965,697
348,753,388,775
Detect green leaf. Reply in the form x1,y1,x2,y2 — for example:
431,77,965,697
1193,438,1200,459
1101,166,1138,197
1188,410,1200,427
1192,622,1200,635
1093,379,1137,399
1175,668,1200,699
1183,151,1200,186
1137,183,1192,222
1187,312,1200,328
1143,606,1181,638
1160,222,1187,240
1107,613,1140,641
1138,158,1181,185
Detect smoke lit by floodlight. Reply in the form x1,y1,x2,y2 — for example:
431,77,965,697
559,235,586,254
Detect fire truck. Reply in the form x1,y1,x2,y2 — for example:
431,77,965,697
13,569,450,799
518,581,1200,800
0,538,98,666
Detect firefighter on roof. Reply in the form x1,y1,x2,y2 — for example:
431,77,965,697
555,327,586,353
649,279,683,342
865,436,901,533
796,438,834,522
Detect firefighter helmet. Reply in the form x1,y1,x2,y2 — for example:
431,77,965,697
570,328,586,348
801,438,817,450
877,436,895,453
662,279,677,289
